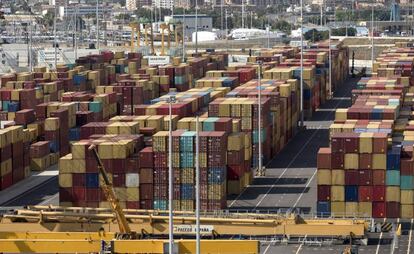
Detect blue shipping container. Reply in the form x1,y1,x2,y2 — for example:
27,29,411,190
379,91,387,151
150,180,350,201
180,184,194,200
317,201,331,217
86,173,99,188
345,185,358,202
89,101,102,113
8,101,20,112
69,128,80,141
153,200,168,210
49,140,60,153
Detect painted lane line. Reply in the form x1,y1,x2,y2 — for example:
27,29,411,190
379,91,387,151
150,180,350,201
292,169,317,209
253,127,321,209
262,239,274,254
408,218,413,254
376,218,387,254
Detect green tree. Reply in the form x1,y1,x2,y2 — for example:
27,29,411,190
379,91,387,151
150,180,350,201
273,20,291,34
304,29,329,42
331,27,357,36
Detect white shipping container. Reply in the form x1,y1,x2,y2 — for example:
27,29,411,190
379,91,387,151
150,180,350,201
126,173,139,187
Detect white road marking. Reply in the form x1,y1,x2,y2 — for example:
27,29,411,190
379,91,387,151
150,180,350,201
262,239,274,254
38,193,59,206
252,127,321,209
408,219,413,254
376,218,387,254
295,235,307,254
292,169,317,208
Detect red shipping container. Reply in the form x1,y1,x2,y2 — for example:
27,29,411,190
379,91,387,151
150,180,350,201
139,147,154,168
126,201,140,209
359,153,372,169
358,186,373,202
401,158,414,175
372,202,386,218
12,141,23,157
140,184,153,200
125,156,140,173
345,170,359,185
15,109,36,125
140,168,153,184
1,145,11,162
331,134,345,153
372,170,386,185
139,199,153,209
372,133,388,153
113,173,125,187
331,153,344,169
72,173,86,187
86,188,100,201
386,202,400,218
30,141,50,158
317,185,331,201
112,159,126,173
227,165,244,180
59,187,73,202
372,186,386,201
317,148,331,169
227,150,244,165
0,172,13,190
358,170,372,185
72,187,86,201
344,133,359,153
12,166,25,184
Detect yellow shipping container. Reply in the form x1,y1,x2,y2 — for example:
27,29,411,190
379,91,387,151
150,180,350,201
331,186,345,202
71,159,86,173
344,154,359,170
227,133,244,151
331,170,345,185
59,173,72,188
372,154,387,170
401,190,414,204
126,188,139,201
331,201,345,215
358,202,372,217
98,142,113,159
335,109,348,121
7,126,23,143
0,159,12,176
59,154,73,173
401,204,414,219
359,133,373,153
386,186,400,202
345,202,358,216
317,169,331,185
45,117,60,131
72,141,87,159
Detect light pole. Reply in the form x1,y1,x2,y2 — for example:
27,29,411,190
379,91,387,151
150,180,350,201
96,0,100,49
195,116,200,254
257,61,263,176
53,5,57,70
371,4,374,70
182,3,186,62
299,0,304,128
168,95,176,254
195,0,198,54
328,26,332,98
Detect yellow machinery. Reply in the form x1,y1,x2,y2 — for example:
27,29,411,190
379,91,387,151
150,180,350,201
88,144,137,239
130,22,141,49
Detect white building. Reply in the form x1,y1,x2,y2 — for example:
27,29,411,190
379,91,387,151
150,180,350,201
126,0,138,10
152,0,174,10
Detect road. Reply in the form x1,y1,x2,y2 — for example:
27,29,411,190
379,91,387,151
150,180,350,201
227,78,356,214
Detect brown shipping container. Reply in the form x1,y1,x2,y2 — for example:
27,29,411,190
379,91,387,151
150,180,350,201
372,170,386,185
317,148,331,169
359,153,372,169
386,202,400,218
317,185,331,201
358,186,373,201
345,170,359,185
372,133,387,153
358,170,372,185
344,133,359,153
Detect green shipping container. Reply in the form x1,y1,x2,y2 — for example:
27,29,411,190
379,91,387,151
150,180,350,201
386,170,400,186
400,175,414,190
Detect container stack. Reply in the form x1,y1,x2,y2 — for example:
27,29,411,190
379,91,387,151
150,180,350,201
317,42,414,218
59,135,143,208
208,97,272,169
30,141,51,171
